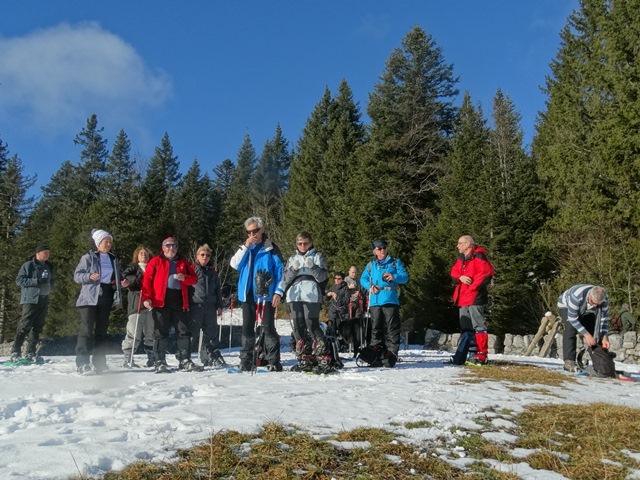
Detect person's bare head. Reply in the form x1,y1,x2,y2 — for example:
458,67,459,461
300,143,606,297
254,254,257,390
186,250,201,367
456,235,475,255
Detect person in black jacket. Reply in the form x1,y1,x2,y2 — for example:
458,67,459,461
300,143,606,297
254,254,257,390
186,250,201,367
190,244,226,367
325,271,351,352
11,244,55,363
121,246,155,368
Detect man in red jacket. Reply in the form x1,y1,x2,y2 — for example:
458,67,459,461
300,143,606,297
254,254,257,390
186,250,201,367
142,236,199,373
450,235,494,365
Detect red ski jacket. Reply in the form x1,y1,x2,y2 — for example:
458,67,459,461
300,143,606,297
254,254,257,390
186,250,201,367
450,246,494,307
141,254,197,310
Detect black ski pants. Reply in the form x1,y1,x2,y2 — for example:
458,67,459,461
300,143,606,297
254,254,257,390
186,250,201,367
290,301,324,343
369,303,401,355
190,302,220,362
560,308,596,361
13,296,50,356
152,289,192,363
241,299,280,366
76,285,114,369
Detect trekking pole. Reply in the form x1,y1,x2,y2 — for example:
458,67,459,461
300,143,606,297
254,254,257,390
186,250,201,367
218,304,223,344
252,295,265,375
228,294,234,351
198,328,204,362
129,293,144,367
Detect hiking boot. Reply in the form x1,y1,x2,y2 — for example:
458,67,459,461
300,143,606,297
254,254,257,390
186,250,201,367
179,359,204,372
94,364,109,374
381,351,397,368
210,349,227,366
155,361,171,374
77,364,94,375
564,359,577,372
466,355,487,366
10,352,21,363
123,352,140,368
267,362,283,372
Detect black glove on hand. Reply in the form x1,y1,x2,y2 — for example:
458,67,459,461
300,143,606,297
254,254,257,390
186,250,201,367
255,269,273,297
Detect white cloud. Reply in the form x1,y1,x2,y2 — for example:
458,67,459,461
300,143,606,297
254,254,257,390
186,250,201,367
0,22,171,136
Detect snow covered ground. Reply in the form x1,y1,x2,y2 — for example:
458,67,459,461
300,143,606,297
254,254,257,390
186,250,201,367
1,314,639,480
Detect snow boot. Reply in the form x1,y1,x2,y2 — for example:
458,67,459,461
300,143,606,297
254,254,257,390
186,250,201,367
474,331,489,363
123,350,140,368
155,361,171,373
292,338,315,372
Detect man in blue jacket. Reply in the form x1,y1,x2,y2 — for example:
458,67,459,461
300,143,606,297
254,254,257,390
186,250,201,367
360,239,409,367
230,216,284,372
11,245,55,363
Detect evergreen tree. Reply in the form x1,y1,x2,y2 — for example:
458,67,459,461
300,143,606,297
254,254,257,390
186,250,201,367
363,25,459,260
487,91,549,333
142,132,181,245
283,88,333,248
173,159,219,257
85,129,145,262
0,141,35,342
251,125,291,240
533,0,640,306
283,82,367,267
73,114,109,210
406,93,490,332
218,134,257,252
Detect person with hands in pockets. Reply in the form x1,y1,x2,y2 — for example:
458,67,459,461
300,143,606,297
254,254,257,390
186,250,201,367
359,239,409,367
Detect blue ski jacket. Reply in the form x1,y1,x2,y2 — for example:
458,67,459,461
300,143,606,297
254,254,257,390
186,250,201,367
230,239,284,302
360,255,409,307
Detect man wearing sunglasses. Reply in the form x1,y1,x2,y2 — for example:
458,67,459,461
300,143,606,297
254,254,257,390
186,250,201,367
142,236,199,373
359,239,409,368
230,217,285,372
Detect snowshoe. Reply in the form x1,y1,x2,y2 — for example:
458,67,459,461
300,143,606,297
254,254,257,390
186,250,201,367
356,345,385,367
155,361,171,374
266,362,283,372
179,359,204,372
210,349,227,367
77,364,96,376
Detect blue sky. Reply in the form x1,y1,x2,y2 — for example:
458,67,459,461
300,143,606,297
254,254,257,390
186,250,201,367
0,1,577,196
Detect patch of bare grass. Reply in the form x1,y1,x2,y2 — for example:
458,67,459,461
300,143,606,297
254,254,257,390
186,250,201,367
517,402,640,479
460,360,576,387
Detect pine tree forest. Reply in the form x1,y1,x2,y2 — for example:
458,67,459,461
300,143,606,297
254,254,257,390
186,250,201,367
1,3,640,343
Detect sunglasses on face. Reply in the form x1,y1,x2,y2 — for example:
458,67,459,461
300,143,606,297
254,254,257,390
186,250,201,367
246,227,261,235
199,253,211,257
163,244,178,249
297,242,310,247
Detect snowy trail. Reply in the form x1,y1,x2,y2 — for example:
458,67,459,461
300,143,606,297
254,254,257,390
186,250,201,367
1,336,639,479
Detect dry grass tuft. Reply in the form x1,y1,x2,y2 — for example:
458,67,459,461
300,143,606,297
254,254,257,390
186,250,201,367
517,402,640,480
460,360,576,387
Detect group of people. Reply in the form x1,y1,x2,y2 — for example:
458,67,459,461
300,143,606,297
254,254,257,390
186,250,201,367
11,230,226,374
9,222,628,376
229,218,410,372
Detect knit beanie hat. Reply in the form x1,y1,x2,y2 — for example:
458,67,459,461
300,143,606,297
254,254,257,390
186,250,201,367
91,229,112,248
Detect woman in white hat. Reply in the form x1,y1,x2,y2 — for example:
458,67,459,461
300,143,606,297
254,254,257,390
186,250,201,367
73,229,128,374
